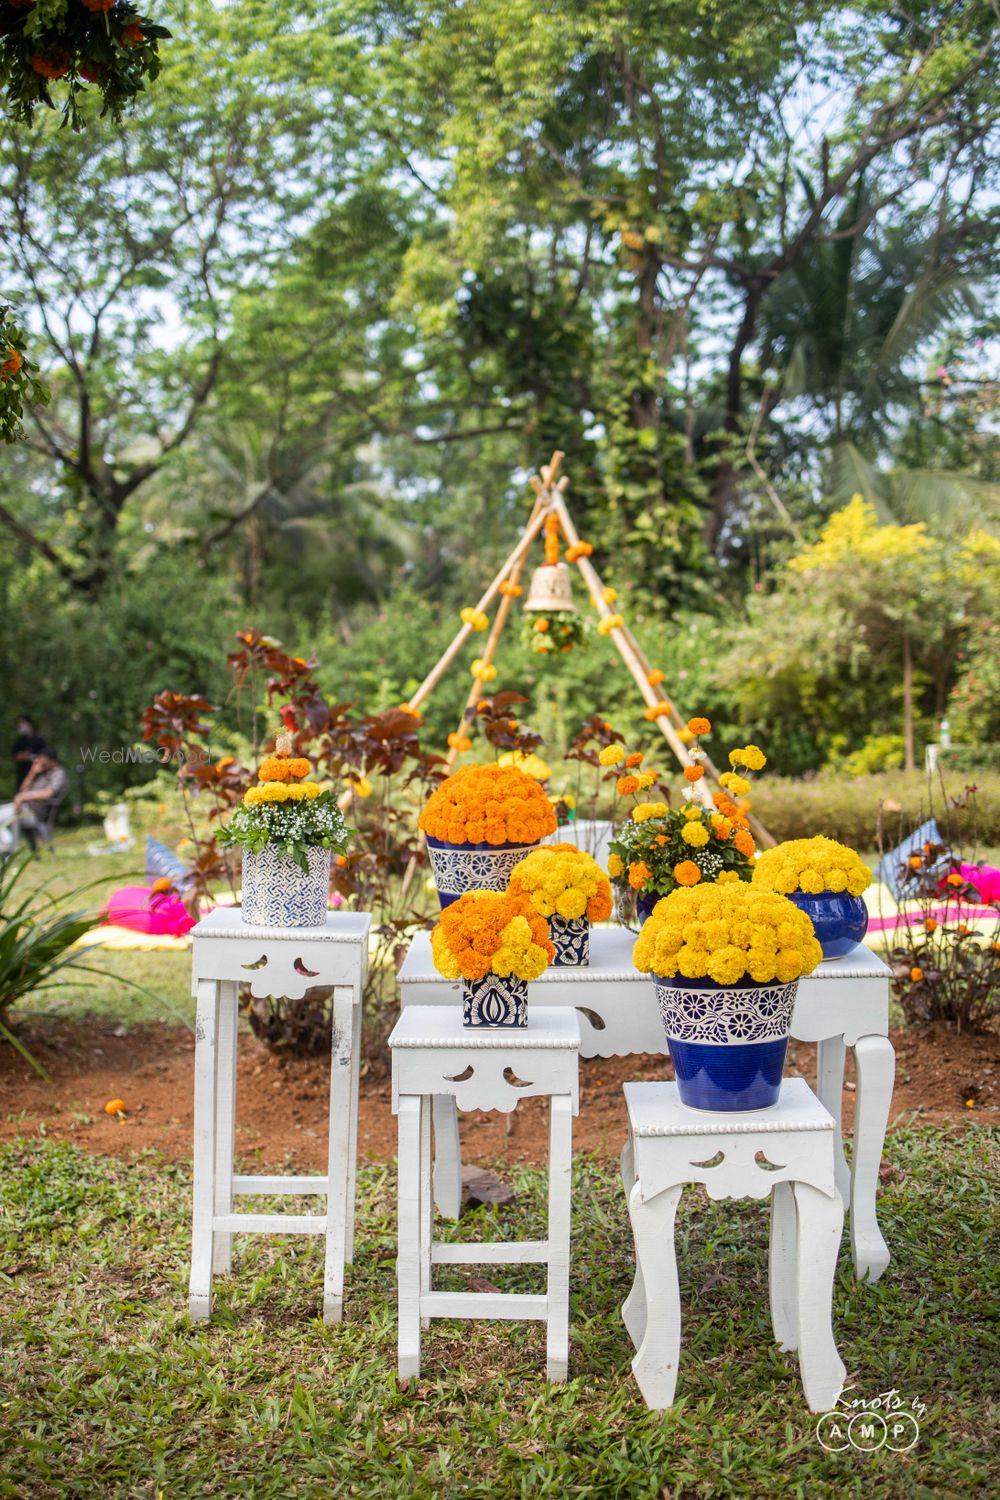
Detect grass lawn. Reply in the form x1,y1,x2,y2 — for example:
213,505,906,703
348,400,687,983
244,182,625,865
1,1127,997,1499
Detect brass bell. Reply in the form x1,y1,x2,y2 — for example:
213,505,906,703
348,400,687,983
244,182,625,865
523,562,577,614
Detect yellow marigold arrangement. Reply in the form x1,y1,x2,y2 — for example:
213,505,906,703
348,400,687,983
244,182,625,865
430,888,555,982
461,607,489,631
419,763,558,846
509,844,614,923
218,733,350,870
752,836,873,897
633,883,823,986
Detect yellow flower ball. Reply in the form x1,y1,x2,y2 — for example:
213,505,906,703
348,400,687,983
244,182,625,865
681,821,710,847
607,853,624,879
598,744,625,767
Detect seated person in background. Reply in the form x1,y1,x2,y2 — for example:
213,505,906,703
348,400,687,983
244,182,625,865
14,747,69,851
12,713,46,789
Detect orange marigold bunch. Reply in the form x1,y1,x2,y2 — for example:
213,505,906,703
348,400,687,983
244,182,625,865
431,888,554,982
419,763,558,846
259,754,311,783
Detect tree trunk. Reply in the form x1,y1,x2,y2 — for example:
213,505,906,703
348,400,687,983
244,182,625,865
902,629,915,772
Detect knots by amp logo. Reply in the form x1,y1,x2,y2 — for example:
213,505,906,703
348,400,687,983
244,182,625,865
815,1388,925,1452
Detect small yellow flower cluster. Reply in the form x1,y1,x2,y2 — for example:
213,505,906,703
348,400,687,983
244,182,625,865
602,586,618,604
719,771,751,796
471,658,497,682
598,744,624,767
597,613,624,637
752,836,872,898
729,744,766,772
643,700,673,720
681,821,710,848
607,852,624,878
461,607,489,631
634,883,823,986
510,843,613,922
634,801,669,823
244,782,322,805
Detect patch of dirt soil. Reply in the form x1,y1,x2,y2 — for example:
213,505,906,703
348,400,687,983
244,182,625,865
1,1017,996,1173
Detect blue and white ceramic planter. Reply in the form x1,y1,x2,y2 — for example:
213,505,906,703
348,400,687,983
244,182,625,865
550,915,590,966
462,973,528,1028
426,835,540,909
241,845,331,928
654,974,799,1111
786,891,869,960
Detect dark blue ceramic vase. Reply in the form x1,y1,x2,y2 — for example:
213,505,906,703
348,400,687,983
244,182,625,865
425,835,539,909
654,973,799,1110
785,891,868,960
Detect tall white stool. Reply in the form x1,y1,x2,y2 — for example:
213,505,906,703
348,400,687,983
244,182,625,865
390,1005,580,1382
187,908,370,1324
622,1078,846,1414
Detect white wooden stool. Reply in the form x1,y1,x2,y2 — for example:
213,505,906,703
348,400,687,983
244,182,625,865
389,1005,580,1382
621,1078,846,1414
187,908,370,1324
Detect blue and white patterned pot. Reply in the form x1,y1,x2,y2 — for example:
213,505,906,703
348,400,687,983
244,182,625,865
654,974,799,1111
425,835,540,909
462,973,528,1027
550,915,590,967
785,891,869,960
241,845,331,928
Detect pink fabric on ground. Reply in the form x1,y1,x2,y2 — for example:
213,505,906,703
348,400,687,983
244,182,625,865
960,862,1000,904
868,902,998,933
103,885,196,936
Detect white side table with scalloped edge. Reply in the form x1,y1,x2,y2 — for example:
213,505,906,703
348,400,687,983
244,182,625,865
390,1004,580,1382
622,1077,846,1413
188,908,371,1324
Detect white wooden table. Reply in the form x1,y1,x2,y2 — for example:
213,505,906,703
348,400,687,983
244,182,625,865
398,927,895,1281
188,908,370,1323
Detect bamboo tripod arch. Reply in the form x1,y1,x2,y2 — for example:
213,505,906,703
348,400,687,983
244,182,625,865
366,450,775,855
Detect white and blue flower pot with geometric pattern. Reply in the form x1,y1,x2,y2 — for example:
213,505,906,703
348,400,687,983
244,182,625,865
426,835,540,909
549,915,590,966
654,974,799,1111
241,845,332,928
462,973,528,1028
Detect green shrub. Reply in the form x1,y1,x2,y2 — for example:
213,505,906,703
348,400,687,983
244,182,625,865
937,745,1000,775
839,734,906,778
753,771,1000,850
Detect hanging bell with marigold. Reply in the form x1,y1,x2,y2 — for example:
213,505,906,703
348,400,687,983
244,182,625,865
523,562,577,614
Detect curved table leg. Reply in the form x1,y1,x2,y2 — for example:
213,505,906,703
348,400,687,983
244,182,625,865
792,1183,846,1414
626,1180,683,1408
620,1137,646,1349
768,1180,798,1352
851,1033,895,1282
432,1095,463,1221
816,1036,851,1204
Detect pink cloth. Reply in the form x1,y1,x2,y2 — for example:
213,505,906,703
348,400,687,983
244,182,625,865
102,885,196,936
961,861,1000,904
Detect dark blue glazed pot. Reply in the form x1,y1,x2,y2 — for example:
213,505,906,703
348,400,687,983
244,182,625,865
636,891,662,926
425,835,539,909
785,891,868,960
654,973,799,1111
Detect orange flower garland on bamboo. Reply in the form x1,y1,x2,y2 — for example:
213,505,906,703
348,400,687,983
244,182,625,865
419,763,558,847
431,888,555,982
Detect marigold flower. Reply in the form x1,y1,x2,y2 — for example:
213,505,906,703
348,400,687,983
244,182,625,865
628,860,652,890
753,836,872,898
420,763,557,846
616,775,640,796
643,700,673,721
0,348,23,380
120,22,145,45
430,887,554,982
598,744,624,767
716,870,741,884
635,771,656,790
150,877,172,894
565,541,593,561
673,861,701,887
634,801,669,823
352,777,373,798
729,744,766,772
923,917,937,933
733,829,756,858
908,855,922,869
104,1098,126,1116
633,883,822,985
534,618,550,633
683,764,704,783
946,872,963,887
607,853,624,879
597,613,623,637
687,717,711,736
31,51,70,78
647,668,665,687
681,821,710,848
470,659,497,682
499,581,524,597
510,844,613,923
447,733,472,752
625,752,643,768
677,727,694,744
910,967,924,983
81,0,116,10
602,586,618,604
460,607,489,632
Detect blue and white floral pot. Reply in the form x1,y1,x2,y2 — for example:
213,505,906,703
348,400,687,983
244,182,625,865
550,915,590,966
462,973,528,1028
654,974,799,1111
241,845,331,928
426,835,540,909
786,891,868,960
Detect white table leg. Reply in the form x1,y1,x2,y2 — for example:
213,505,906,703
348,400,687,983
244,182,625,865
432,1094,463,1220
344,986,362,1265
626,1180,683,1408
546,1095,573,1382
768,1181,799,1351
420,1087,433,1330
211,979,238,1276
323,986,355,1324
189,980,220,1321
816,1036,851,1204
620,1135,646,1350
792,1183,846,1414
397,1095,423,1382
851,1033,895,1283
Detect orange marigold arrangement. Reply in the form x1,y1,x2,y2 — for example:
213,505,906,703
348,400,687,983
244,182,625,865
419,763,558,847
509,844,613,922
430,888,555,982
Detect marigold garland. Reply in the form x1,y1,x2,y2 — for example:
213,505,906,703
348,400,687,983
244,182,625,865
634,883,823,986
419,763,558,846
597,613,623,637
430,887,554,983
509,843,613,923
752,836,872,898
461,607,489,631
